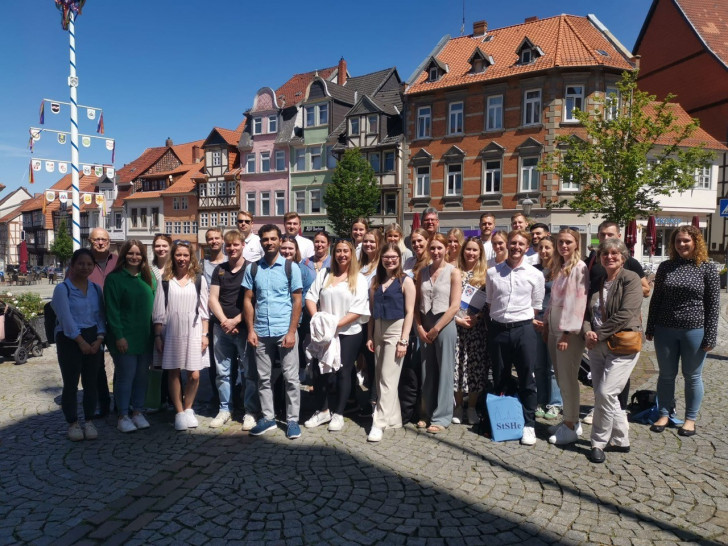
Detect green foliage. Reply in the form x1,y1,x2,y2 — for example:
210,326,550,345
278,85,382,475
2,292,45,319
50,218,73,267
324,148,380,238
541,70,714,224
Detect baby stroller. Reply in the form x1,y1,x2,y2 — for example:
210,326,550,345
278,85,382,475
0,301,47,364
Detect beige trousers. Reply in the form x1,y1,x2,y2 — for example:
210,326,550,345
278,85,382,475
372,318,404,430
548,306,586,423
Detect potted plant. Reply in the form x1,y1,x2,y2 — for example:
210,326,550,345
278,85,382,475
1,292,48,345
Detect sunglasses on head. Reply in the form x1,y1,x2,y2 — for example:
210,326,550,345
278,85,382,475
174,240,191,247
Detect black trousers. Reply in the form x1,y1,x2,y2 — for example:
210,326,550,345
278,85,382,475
57,327,104,423
398,334,421,423
488,320,538,427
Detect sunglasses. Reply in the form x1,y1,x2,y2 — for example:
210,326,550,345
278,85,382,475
174,240,191,246
237,219,252,225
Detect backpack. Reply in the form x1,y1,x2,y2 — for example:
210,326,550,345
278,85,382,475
162,275,202,317
44,280,101,343
629,390,657,414
248,258,293,295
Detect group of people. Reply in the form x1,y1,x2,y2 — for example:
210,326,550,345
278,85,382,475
52,209,720,463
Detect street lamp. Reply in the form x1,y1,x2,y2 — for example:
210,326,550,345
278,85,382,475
521,195,534,217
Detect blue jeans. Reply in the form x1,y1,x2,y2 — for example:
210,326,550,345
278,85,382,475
534,334,562,408
213,324,260,415
113,352,152,415
654,326,706,421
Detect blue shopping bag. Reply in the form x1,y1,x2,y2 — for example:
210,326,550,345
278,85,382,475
486,393,525,442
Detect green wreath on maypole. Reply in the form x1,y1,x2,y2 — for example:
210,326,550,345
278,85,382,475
55,0,86,30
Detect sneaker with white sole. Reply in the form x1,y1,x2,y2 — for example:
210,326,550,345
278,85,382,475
328,413,344,431
84,421,98,440
68,422,84,441
452,405,463,425
117,415,137,433
548,421,582,436
544,405,562,420
286,421,301,439
242,414,257,431
535,405,546,418
250,418,277,436
209,411,231,429
184,409,198,428
367,426,383,442
582,408,594,424
520,426,536,445
304,410,331,429
132,414,150,430
548,423,579,445
174,412,188,431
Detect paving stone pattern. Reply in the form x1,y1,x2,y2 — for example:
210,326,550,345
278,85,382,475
1,294,727,544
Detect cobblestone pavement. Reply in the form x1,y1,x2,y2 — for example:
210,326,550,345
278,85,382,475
1,294,727,545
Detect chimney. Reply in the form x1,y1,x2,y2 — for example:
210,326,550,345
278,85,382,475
337,57,347,86
524,16,538,23
192,145,202,163
473,20,487,36
165,137,174,147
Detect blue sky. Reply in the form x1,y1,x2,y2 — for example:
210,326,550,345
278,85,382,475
0,0,652,193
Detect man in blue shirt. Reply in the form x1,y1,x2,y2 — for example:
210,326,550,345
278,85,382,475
243,225,303,439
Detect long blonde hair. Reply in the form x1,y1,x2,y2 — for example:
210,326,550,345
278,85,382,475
163,241,202,281
554,228,582,278
410,228,430,281
458,237,487,288
326,240,360,293
359,229,382,274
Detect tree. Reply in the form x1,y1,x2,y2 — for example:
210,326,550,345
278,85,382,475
50,218,73,267
541,70,714,224
324,148,380,237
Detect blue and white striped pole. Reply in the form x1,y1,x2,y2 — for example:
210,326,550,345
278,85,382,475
68,11,81,250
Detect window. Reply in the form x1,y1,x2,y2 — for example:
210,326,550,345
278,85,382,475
415,166,430,197
275,190,285,216
446,164,462,196
561,173,579,191
605,86,619,120
208,182,216,197
310,147,322,170
694,166,711,189
131,208,138,227
310,190,321,213
520,49,533,64
384,151,395,172
199,183,206,197
227,181,236,197
219,211,228,227
305,106,316,127
483,160,501,193
246,192,256,214
246,154,256,173
428,67,439,82
523,89,541,126
448,101,464,135
253,117,263,135
564,85,584,122
173,198,180,210
210,212,218,227
165,221,172,233
200,212,208,228
114,212,122,230
212,150,222,167
140,208,148,228
520,157,540,192
275,150,285,171
417,106,431,139
193,222,198,233
326,145,337,169
383,193,396,215
180,197,188,210
261,152,270,173
173,222,181,235
486,95,503,130
183,222,191,234
294,191,305,214
217,181,227,196
295,148,305,171
268,115,277,133
350,117,360,135
305,104,328,126
471,58,485,74
319,103,328,125
369,152,380,173
368,115,378,134
151,207,159,228
260,192,270,216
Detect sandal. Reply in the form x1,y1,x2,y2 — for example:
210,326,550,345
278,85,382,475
427,424,445,434
416,421,427,429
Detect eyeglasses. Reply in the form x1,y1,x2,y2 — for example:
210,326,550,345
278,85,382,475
237,219,252,225
174,240,191,246
381,256,400,261
91,238,109,243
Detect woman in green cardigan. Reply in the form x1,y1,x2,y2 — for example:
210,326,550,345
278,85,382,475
104,239,157,433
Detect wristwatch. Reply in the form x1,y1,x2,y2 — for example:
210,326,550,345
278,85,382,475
397,338,408,346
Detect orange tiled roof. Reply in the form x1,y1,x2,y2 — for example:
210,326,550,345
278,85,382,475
115,147,168,184
674,0,728,68
235,118,246,134
276,65,338,107
406,15,635,95
111,187,131,209
124,191,163,201
213,127,241,147
646,101,728,150
172,139,205,164
163,162,205,195
0,207,22,224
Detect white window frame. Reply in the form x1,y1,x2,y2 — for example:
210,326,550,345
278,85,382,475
384,151,395,172
305,106,316,127
383,193,397,216
429,66,439,81
268,115,277,133
172,197,180,210
295,148,305,171
561,173,579,192
199,183,206,197
217,181,227,197
417,106,431,139
253,117,263,135
294,190,305,214
209,213,217,227
448,101,464,135
275,190,285,216
310,147,322,170
165,221,172,234
180,197,188,210
318,103,328,125
520,157,540,192
605,86,620,120
246,154,256,173
275,150,286,171
246,192,256,215
208,182,216,197
350,117,360,135
415,166,430,197
446,163,462,196
227,181,236,197
183,221,191,234
369,152,380,173
310,189,322,214
211,150,222,167
173,222,181,235
261,151,271,173
483,160,501,193
520,48,533,64
200,212,208,228
368,114,378,134
260,191,271,216
694,166,711,189
523,89,541,126
486,95,503,131
564,85,584,122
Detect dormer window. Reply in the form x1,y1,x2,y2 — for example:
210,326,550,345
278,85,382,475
350,117,360,135
468,49,494,74
517,38,543,65
425,56,448,83
253,117,263,135
429,67,439,82
520,49,532,64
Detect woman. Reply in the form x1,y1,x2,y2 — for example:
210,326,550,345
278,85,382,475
385,223,413,262
365,244,415,441
533,236,563,420
646,226,719,436
52,249,106,441
305,240,370,432
453,237,488,425
545,229,588,446
152,241,210,431
359,229,383,285
105,240,156,433
404,228,430,280
304,230,331,274
151,233,172,281
415,233,462,433
281,235,315,300
351,218,368,260
584,238,643,463
487,231,508,268
446,228,464,267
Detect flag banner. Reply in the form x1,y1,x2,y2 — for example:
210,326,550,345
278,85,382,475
58,162,68,174
28,135,33,152
82,164,92,175
29,161,34,184
95,194,105,206
87,108,96,120
111,141,115,163
51,102,61,114
105,139,114,151
97,113,104,135
31,129,41,141
39,101,45,124
45,161,55,173
58,192,68,204
106,167,115,178
32,160,42,171
45,191,56,203
94,166,103,177
57,133,67,145
83,193,92,205
82,136,91,148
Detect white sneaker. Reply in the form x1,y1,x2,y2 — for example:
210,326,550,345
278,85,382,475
582,408,594,425
117,415,137,433
174,412,188,431
68,422,84,442
328,413,344,431
131,414,150,430
185,408,198,428
467,407,480,425
548,423,579,445
452,405,463,424
210,411,231,428
84,421,98,440
520,426,536,445
548,421,582,436
242,414,257,431
367,426,383,442
304,410,331,429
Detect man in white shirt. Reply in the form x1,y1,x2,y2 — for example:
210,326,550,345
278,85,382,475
479,212,496,262
237,211,264,262
485,229,545,446
526,223,549,266
283,212,314,260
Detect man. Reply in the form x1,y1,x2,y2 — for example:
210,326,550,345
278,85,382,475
479,213,496,262
208,230,260,429
526,223,550,265
421,207,440,237
283,212,314,260
510,213,528,231
243,225,303,439
237,211,264,262
202,227,227,413
485,230,545,446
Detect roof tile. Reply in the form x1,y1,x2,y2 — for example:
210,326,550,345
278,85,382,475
674,0,728,68
276,65,338,107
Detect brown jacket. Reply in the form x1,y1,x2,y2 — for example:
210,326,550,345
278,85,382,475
583,267,642,341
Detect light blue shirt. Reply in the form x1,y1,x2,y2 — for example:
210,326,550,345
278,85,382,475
242,254,303,337
52,278,106,339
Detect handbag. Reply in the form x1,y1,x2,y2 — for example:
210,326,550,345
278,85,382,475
599,282,642,355
486,393,524,442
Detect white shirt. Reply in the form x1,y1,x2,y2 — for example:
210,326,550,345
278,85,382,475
306,269,370,336
296,234,314,260
480,238,495,262
485,260,545,323
243,233,264,262
525,247,540,266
